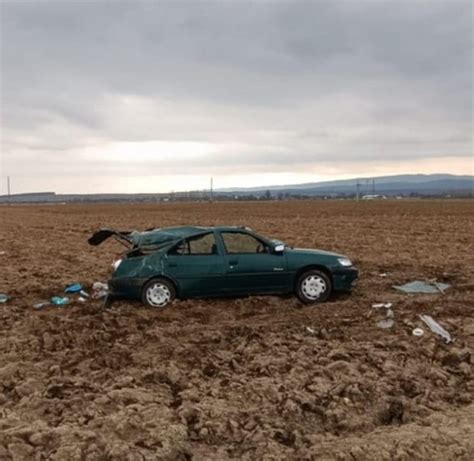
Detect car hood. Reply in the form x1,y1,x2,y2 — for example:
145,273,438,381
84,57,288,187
286,247,345,258
88,226,210,250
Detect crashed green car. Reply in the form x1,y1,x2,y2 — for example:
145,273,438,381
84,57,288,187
89,226,358,307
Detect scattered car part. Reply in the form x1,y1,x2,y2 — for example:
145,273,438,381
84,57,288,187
393,281,451,294
51,296,69,306
92,282,109,299
377,319,395,329
0,293,9,303
89,225,358,308
372,302,393,309
33,302,49,310
419,315,453,344
412,327,424,337
65,283,82,294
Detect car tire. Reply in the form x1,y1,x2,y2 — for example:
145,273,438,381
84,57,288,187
296,269,332,304
141,278,176,308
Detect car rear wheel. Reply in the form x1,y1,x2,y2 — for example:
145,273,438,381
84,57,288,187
142,278,176,308
296,270,332,304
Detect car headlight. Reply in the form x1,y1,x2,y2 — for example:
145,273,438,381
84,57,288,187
112,259,123,271
337,257,352,267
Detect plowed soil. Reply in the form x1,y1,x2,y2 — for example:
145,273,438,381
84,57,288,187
0,200,473,460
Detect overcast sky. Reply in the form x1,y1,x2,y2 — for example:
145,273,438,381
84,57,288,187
0,0,472,194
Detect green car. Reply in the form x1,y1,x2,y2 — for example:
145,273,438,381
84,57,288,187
89,226,358,307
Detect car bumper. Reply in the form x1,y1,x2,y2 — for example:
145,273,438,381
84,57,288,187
108,277,147,299
332,267,358,292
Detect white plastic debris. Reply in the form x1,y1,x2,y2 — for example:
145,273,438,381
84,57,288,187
33,302,48,310
372,303,393,309
92,282,109,299
419,315,453,344
377,319,394,329
306,327,316,334
412,327,424,337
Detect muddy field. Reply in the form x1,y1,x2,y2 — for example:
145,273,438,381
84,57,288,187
0,200,473,460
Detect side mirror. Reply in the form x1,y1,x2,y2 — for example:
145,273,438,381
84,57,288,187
274,244,285,253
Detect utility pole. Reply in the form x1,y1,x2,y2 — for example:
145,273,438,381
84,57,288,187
210,177,214,202
356,179,360,201
7,176,11,205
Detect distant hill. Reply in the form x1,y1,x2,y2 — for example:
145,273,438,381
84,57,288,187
218,174,474,195
0,174,472,203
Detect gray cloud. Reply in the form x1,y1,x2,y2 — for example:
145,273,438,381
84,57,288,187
0,0,472,192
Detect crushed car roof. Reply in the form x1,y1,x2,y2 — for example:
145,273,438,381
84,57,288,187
88,226,253,249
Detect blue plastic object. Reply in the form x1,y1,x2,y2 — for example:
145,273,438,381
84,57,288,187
51,296,69,306
65,283,82,294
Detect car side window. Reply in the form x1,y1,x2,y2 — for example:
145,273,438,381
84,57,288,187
169,233,218,256
221,232,269,254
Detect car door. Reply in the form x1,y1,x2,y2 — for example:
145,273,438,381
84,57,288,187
218,230,291,294
164,232,226,296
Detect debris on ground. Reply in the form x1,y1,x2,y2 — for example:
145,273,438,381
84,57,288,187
33,302,49,310
65,283,82,294
377,318,395,329
379,273,388,277
92,282,109,299
393,280,451,294
374,302,395,328
51,296,69,306
372,302,393,309
79,289,89,298
420,314,453,344
412,327,424,337
0,293,9,303
305,326,316,334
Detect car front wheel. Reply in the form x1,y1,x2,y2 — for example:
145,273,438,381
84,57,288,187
296,270,332,304
142,278,176,308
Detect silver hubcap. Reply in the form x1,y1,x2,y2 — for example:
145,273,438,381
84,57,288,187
146,283,171,307
301,275,326,300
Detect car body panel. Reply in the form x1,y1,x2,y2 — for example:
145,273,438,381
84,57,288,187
223,252,291,293
164,252,226,296
89,226,358,302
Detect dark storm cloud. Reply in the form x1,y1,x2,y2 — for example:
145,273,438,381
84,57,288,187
0,0,472,186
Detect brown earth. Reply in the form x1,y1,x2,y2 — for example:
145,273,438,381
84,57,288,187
0,200,473,460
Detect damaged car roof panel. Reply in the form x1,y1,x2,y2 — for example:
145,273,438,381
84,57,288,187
88,226,214,248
